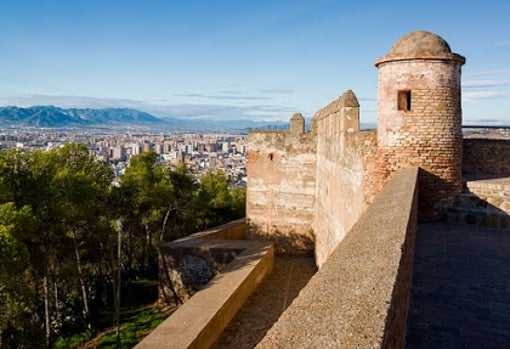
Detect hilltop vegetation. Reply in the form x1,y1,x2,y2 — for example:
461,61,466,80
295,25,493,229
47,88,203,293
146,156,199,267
0,144,245,348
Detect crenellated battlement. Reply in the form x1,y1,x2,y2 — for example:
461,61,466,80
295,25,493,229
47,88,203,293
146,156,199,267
247,88,379,265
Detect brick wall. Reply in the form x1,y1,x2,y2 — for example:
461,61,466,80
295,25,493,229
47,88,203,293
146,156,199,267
376,60,463,219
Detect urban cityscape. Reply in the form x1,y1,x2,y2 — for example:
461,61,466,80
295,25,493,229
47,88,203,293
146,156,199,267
0,128,249,187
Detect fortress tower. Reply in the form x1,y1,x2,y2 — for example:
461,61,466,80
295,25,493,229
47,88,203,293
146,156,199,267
247,30,467,265
375,31,466,219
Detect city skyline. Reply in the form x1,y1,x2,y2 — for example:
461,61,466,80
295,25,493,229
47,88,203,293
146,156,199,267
0,0,509,125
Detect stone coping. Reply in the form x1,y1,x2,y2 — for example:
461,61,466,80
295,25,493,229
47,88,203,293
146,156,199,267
180,218,248,241
256,167,419,348
465,176,510,191
136,220,274,349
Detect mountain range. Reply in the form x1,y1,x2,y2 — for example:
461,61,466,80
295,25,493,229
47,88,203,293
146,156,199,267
0,106,288,131
0,106,166,128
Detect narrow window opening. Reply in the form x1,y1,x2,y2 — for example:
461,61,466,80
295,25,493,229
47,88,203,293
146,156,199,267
269,153,274,161
398,90,411,111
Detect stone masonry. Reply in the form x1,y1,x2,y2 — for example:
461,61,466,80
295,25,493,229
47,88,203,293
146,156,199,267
247,31,468,267
246,127,316,255
312,91,377,266
463,138,510,175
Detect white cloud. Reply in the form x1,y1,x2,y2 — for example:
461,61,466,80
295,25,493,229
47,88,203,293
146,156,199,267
259,88,295,94
465,70,510,77
173,93,273,101
462,90,509,102
151,103,295,121
463,80,508,88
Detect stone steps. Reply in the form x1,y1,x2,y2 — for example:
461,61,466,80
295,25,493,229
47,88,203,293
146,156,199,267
464,179,510,213
439,176,510,230
454,192,510,213
441,206,510,230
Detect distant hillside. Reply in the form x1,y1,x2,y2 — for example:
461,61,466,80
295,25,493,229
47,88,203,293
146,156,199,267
0,106,289,131
0,106,165,128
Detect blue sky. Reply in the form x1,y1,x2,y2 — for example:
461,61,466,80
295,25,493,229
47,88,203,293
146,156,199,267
0,0,509,125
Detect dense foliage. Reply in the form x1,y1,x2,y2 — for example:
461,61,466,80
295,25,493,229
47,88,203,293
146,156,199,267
0,144,245,348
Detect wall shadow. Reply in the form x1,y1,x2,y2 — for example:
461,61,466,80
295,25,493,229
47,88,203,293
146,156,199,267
406,221,510,347
408,168,510,346
463,138,510,178
417,168,461,222
441,178,510,231
212,255,317,349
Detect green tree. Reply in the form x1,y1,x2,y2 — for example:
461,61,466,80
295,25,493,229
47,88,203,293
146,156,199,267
0,203,40,347
195,170,246,230
230,186,246,218
113,151,174,277
52,143,114,331
0,145,116,346
7,149,65,346
166,163,198,240
0,145,247,347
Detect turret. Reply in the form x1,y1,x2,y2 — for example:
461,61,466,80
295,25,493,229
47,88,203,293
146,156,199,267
375,30,466,219
290,113,305,134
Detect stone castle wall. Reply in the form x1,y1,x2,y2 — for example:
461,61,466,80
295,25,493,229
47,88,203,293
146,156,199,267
312,91,377,266
463,139,510,176
246,130,316,254
247,90,379,266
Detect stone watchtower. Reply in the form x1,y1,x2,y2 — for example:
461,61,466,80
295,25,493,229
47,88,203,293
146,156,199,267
375,31,466,219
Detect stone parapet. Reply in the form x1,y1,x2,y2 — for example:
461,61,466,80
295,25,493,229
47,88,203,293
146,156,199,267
158,219,248,303
257,167,419,348
143,219,274,349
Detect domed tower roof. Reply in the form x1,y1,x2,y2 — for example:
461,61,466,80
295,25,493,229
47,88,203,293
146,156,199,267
375,30,465,67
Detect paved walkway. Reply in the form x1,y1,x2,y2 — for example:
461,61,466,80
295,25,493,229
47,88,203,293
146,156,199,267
213,255,316,349
406,222,510,348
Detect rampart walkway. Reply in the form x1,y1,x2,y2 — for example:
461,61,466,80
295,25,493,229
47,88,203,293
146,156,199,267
213,255,316,349
406,222,510,348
